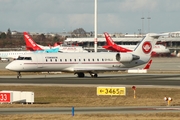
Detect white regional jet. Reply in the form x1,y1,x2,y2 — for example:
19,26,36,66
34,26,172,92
0,51,33,61
6,33,161,78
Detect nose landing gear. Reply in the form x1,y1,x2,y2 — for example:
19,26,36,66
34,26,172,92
17,72,21,79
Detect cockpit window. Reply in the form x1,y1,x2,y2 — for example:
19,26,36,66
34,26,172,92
17,57,32,60
24,57,32,60
17,57,24,60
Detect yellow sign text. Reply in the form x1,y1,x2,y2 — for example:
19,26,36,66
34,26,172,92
97,87,126,96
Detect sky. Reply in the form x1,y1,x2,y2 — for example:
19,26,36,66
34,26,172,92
1,0,180,34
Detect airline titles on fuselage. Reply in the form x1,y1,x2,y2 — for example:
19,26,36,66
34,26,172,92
44,56,113,62
24,34,36,47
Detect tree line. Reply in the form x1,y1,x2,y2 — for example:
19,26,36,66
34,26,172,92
0,28,90,48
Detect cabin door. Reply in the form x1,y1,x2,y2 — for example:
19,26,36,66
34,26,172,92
35,54,43,68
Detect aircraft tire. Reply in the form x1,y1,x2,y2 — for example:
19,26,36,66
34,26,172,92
77,72,85,78
17,72,21,79
91,73,98,78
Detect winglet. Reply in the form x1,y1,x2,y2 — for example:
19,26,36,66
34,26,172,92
23,32,43,51
143,59,153,69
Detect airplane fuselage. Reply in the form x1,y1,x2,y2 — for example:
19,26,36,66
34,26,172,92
6,52,149,72
39,45,88,53
0,51,33,60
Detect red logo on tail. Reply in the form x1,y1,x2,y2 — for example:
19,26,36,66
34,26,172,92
142,42,152,54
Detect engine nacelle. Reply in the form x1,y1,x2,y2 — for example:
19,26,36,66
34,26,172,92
116,53,140,62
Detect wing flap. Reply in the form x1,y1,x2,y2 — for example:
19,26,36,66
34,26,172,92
73,67,128,72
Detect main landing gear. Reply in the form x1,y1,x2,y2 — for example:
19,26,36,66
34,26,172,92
17,72,21,79
76,72,85,78
75,72,98,78
90,73,98,78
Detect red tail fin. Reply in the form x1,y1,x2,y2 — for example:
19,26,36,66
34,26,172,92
104,32,115,46
143,59,152,69
23,32,43,51
103,32,133,52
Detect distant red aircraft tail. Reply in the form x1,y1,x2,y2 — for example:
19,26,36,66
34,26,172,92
103,32,132,52
23,32,43,51
104,32,115,46
143,59,153,69
47,42,62,48
53,42,63,47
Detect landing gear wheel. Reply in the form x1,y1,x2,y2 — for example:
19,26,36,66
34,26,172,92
94,74,98,78
17,72,21,79
77,73,85,78
91,73,98,78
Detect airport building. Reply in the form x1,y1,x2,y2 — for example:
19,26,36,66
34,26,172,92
65,32,180,55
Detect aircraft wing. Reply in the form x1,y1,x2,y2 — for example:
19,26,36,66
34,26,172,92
74,67,128,72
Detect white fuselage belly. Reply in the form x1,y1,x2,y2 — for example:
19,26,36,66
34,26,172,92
6,52,149,72
38,45,88,53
